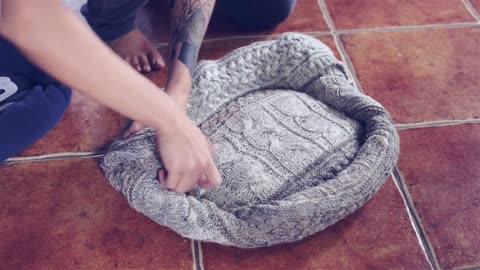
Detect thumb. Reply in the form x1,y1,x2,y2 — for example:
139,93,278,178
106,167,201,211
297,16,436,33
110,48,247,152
203,159,222,188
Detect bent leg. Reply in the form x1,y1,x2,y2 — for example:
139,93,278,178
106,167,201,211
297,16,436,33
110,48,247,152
82,0,165,72
82,0,148,41
0,85,71,161
215,0,297,30
0,37,72,161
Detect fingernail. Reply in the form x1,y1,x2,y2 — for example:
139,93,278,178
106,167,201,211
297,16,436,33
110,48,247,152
158,169,166,187
199,181,211,189
159,180,166,188
158,59,166,67
144,66,151,72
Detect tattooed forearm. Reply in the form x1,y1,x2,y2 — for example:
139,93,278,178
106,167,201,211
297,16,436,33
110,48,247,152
170,0,215,75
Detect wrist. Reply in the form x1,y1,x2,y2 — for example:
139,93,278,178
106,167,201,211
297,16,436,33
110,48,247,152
166,69,192,110
166,59,192,91
169,91,190,111
149,92,184,136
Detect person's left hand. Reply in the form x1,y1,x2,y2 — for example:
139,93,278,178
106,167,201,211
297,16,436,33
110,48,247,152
166,87,190,112
123,84,190,139
123,57,192,139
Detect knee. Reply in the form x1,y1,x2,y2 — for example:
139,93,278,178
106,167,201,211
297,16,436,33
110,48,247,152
40,84,72,119
221,0,297,30
5,84,72,130
264,0,297,28
0,84,72,161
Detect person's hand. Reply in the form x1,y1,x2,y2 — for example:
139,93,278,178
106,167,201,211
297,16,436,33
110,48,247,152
123,85,189,139
168,91,189,112
165,76,191,112
155,110,222,193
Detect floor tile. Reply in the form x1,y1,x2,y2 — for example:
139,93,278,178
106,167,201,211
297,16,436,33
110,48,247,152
398,124,480,270
143,46,169,87
202,178,430,270
470,0,480,14
325,0,475,30
18,93,128,157
341,27,480,124
137,0,329,44
317,35,342,61
0,159,193,270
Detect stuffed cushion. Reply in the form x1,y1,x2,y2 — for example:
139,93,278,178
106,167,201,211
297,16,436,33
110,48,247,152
101,33,399,248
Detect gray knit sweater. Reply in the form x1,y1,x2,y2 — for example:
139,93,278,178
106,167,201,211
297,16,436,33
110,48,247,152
101,33,399,248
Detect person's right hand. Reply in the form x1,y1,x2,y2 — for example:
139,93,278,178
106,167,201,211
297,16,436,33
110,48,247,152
155,113,222,193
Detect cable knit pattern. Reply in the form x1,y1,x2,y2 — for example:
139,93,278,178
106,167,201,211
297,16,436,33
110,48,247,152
101,33,399,248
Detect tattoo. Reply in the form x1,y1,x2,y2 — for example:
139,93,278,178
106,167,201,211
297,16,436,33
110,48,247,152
170,0,214,75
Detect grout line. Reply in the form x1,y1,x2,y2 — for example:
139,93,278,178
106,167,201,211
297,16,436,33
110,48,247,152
315,0,336,32
462,0,480,22
390,173,435,270
191,240,205,270
152,22,480,49
395,118,480,130
2,152,104,165
153,22,480,49
390,175,436,270
452,263,480,270
153,31,333,48
201,31,332,44
392,168,440,270
317,0,365,93
332,35,365,93
336,21,480,35
191,240,196,270
153,42,168,48
3,119,479,165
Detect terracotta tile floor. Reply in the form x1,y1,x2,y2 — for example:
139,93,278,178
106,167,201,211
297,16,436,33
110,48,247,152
1,1,479,269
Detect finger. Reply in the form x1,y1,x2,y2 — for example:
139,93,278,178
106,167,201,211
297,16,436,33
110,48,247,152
123,123,134,139
198,175,210,188
158,169,167,188
203,159,222,188
124,56,134,71
130,57,142,72
208,143,216,154
165,169,181,191
139,55,151,72
123,121,144,139
175,171,198,193
149,49,166,69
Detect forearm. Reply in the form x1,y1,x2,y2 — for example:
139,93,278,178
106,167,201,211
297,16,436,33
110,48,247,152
166,0,215,99
0,1,180,133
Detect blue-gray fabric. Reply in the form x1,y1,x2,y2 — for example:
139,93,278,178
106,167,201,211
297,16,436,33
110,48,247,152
0,37,71,162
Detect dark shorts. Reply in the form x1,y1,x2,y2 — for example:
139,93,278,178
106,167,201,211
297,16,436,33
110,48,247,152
0,37,71,161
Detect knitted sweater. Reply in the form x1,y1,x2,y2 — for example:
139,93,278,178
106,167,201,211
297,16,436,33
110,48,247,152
101,33,399,248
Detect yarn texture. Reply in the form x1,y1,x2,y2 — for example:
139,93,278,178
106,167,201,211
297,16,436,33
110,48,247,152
101,33,399,248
